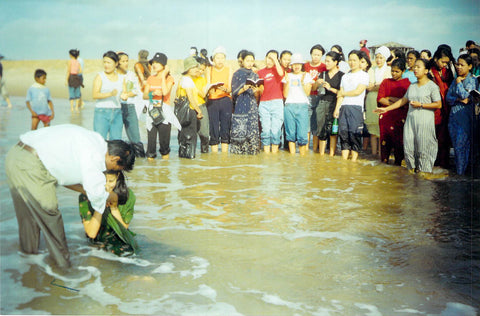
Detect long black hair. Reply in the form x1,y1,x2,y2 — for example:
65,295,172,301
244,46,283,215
105,170,129,205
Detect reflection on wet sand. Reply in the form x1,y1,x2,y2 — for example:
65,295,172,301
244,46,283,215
0,97,478,315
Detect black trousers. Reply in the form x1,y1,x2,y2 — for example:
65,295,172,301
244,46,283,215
147,123,171,157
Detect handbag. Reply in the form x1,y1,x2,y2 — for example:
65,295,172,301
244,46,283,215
174,96,194,127
148,98,165,126
230,113,249,143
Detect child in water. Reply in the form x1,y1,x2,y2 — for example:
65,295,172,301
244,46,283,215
26,69,55,130
79,170,137,255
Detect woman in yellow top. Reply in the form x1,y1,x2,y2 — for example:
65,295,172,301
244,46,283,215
175,57,204,158
194,57,210,153
206,46,233,153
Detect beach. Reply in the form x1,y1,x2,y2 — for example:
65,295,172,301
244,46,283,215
0,61,479,315
0,58,248,101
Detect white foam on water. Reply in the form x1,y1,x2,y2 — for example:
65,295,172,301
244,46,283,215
152,262,175,274
283,230,363,242
119,285,241,315
77,246,152,267
393,308,425,314
78,265,122,306
229,285,338,315
354,303,382,316
322,187,354,193
152,256,209,280
440,302,477,316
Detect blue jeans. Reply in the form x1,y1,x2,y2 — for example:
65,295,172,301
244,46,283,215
94,107,123,140
284,103,309,146
259,99,284,146
121,103,141,144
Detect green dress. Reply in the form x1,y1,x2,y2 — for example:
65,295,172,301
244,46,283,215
79,189,138,256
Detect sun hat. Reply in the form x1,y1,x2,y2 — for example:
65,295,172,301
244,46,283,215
150,52,167,66
290,53,304,65
212,46,227,58
183,56,200,74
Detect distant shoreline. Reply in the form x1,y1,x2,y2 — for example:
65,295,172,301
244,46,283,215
2,59,250,101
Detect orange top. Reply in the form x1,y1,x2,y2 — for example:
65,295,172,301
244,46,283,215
147,74,174,104
209,66,231,100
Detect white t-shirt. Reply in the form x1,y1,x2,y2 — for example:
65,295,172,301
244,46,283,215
20,124,110,213
283,72,314,104
180,76,195,89
124,70,142,104
340,70,369,108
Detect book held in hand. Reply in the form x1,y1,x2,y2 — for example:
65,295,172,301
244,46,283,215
206,82,224,93
245,78,264,87
470,89,480,99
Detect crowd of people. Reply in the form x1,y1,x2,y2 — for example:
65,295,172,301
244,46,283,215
71,40,479,176
4,39,480,268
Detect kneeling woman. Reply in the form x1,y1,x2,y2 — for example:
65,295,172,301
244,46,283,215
375,59,441,174
79,170,137,255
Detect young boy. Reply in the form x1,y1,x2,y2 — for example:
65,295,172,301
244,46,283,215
26,69,54,130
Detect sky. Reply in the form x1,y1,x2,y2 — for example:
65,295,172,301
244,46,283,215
0,0,479,61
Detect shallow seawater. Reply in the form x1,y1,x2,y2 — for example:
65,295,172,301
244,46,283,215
0,98,479,315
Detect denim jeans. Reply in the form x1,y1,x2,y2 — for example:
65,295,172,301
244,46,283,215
93,107,123,140
121,103,141,144
284,103,309,146
259,99,284,146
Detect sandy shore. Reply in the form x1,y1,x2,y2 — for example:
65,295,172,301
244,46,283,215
1,59,253,102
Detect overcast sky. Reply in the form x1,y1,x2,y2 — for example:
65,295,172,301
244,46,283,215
1,0,479,61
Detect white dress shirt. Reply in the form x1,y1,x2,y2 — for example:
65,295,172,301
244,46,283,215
20,124,109,213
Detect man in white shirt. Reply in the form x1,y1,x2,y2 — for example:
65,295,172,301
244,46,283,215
5,124,135,268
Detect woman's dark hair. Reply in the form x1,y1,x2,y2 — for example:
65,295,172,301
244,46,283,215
331,45,345,61
468,47,480,57
310,44,325,55
107,140,135,172
69,49,79,59
393,49,406,60
433,45,454,61
356,50,372,71
428,45,455,70
466,40,476,48
103,51,119,63
326,51,341,64
420,49,432,58
458,54,473,66
103,50,119,63
237,49,248,59
117,52,128,58
416,58,431,70
407,50,420,59
105,170,129,205
391,58,406,71
266,49,279,58
280,50,292,59
243,51,255,60
195,56,209,66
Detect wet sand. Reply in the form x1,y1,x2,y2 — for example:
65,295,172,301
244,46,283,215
0,97,479,315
